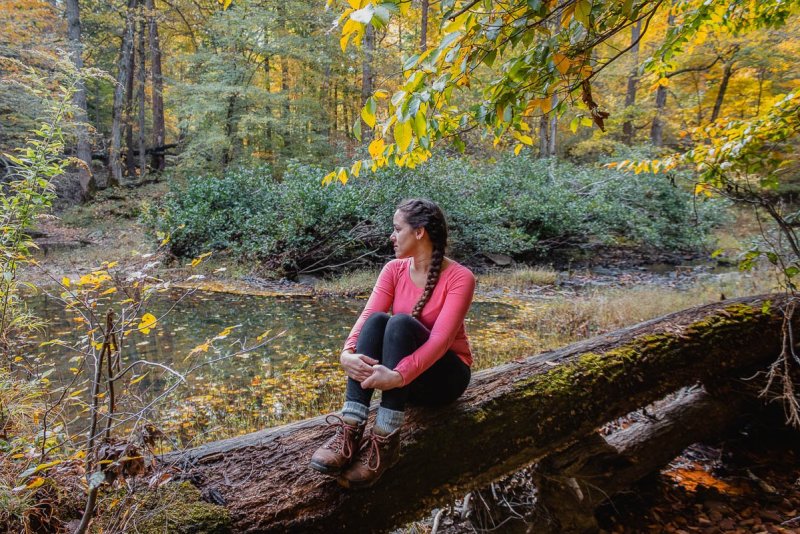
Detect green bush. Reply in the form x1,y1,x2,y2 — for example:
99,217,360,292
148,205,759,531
147,156,727,274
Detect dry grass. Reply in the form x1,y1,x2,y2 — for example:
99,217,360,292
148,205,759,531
471,267,782,370
314,269,381,297
477,267,559,290
315,266,560,297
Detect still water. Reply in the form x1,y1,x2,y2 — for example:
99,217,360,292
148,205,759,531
31,290,518,446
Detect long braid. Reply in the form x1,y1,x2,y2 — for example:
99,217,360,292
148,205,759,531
411,239,444,319
397,199,449,319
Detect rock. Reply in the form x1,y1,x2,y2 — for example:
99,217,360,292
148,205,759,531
296,274,319,286
484,253,513,266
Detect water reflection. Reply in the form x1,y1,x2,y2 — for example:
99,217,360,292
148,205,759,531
30,290,517,446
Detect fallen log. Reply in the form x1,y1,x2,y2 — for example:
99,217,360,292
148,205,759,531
525,385,755,533
162,293,796,533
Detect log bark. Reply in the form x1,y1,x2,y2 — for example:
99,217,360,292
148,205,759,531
527,386,754,533
163,294,795,533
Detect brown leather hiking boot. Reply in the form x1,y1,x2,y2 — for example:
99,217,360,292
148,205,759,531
309,415,366,475
338,427,401,489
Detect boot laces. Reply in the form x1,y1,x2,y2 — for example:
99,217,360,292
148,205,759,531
323,415,357,459
361,432,392,471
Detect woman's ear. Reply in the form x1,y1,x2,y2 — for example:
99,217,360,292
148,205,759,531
415,228,425,240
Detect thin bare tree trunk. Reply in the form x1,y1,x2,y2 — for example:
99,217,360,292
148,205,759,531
109,0,138,186
124,23,137,179
146,0,165,171
65,0,95,200
711,59,735,123
420,0,428,52
361,24,374,108
137,16,147,177
622,20,642,145
650,9,675,146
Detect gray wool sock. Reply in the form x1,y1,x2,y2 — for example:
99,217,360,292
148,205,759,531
374,406,404,436
342,401,369,425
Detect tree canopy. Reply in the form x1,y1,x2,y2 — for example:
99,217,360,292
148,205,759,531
323,0,800,183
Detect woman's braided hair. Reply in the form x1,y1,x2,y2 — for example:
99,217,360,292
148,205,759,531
397,199,449,319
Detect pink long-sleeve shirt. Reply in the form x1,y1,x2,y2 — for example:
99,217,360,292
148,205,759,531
343,258,476,385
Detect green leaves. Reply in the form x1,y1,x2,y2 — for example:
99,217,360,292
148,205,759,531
575,0,593,27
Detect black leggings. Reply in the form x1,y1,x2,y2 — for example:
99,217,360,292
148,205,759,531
345,312,471,411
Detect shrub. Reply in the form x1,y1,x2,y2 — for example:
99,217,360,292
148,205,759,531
148,155,728,275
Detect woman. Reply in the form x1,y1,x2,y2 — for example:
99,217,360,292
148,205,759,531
310,198,476,488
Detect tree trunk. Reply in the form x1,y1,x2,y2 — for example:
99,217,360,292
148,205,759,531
420,0,428,52
162,294,794,533
622,20,642,146
361,24,375,108
65,0,95,200
109,0,138,186
711,59,735,123
124,28,137,179
137,16,147,178
146,0,165,172
650,8,675,146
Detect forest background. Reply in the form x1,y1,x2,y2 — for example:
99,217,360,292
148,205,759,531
2,0,800,532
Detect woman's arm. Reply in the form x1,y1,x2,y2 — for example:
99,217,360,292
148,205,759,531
342,261,397,353
393,268,476,385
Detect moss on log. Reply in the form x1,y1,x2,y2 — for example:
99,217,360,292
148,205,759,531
160,294,795,533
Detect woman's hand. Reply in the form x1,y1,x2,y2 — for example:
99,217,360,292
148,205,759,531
361,365,403,391
340,351,378,382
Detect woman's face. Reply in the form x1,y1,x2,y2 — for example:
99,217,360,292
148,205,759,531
391,210,422,259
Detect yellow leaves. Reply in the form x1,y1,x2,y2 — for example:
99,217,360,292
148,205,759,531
514,133,533,146
514,144,524,156
138,313,157,335
524,98,551,116
130,373,149,385
368,137,386,159
190,252,212,267
561,3,576,27
13,477,45,493
553,53,572,75
394,120,413,153
322,170,337,185
694,183,713,197
351,160,363,178
78,271,111,288
650,77,669,91
337,168,348,185
186,342,211,360
340,17,364,52
256,329,272,342
100,287,117,296
361,103,376,128
214,325,240,340
62,277,70,287
219,0,233,10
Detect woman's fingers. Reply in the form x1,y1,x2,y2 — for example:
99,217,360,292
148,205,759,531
358,355,379,366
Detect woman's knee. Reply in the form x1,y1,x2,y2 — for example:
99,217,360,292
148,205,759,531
384,314,427,349
363,312,391,330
